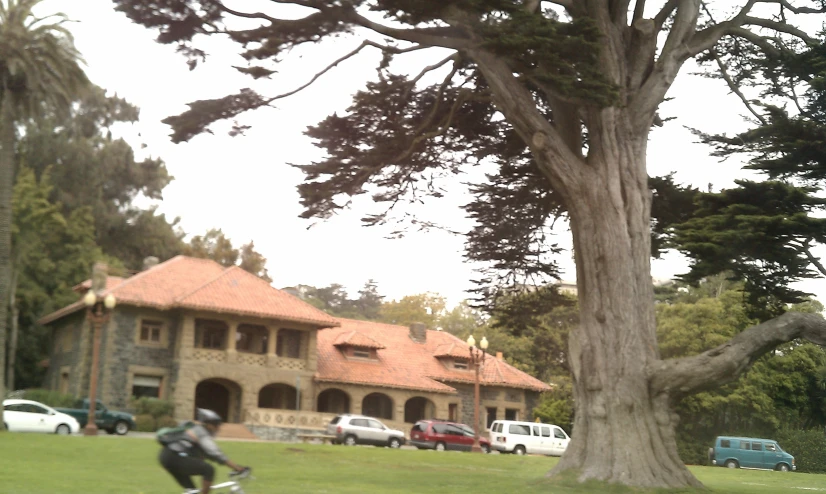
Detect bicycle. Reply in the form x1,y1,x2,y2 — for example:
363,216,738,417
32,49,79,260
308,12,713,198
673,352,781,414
182,468,254,494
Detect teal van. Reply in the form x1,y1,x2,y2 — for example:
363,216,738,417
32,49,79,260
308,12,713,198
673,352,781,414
710,436,795,471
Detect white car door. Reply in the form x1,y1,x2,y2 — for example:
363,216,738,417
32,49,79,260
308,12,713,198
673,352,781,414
539,426,553,455
24,403,53,433
551,427,570,456
4,403,33,431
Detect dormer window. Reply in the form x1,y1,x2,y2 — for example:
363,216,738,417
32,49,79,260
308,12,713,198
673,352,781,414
453,360,469,370
333,330,385,361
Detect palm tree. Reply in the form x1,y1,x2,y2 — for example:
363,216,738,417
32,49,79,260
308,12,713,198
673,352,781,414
0,0,89,430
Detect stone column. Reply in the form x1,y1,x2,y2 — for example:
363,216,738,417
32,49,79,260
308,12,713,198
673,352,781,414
180,315,195,360
306,330,318,372
227,321,238,352
267,327,277,355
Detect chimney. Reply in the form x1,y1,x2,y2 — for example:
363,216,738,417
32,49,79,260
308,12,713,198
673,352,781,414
143,256,159,271
496,351,503,361
409,322,427,343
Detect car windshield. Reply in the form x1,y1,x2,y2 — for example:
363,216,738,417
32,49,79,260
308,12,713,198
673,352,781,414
459,425,474,435
775,443,784,452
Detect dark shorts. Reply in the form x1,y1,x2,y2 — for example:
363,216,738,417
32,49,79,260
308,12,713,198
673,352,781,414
159,447,215,489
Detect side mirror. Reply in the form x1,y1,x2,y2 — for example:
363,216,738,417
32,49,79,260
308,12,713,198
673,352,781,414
49,411,56,416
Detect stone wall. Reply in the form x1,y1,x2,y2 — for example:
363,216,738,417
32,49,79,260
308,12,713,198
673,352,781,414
42,312,85,393
102,307,179,409
248,425,329,442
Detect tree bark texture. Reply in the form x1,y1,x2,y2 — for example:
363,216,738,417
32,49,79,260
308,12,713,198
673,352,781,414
0,91,14,430
548,110,701,487
7,268,18,391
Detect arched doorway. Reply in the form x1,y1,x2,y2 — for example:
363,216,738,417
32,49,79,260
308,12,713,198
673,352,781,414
258,383,298,410
362,393,393,420
195,378,242,423
317,388,350,414
404,397,435,423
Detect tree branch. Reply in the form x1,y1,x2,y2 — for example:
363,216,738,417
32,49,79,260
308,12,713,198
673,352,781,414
654,0,679,31
265,40,427,103
743,15,818,43
218,3,279,23
468,49,585,198
801,239,826,277
708,48,767,124
633,0,647,23
648,312,826,401
753,0,826,14
343,9,471,50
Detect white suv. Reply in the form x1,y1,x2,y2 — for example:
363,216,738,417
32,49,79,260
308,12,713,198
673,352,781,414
326,414,405,448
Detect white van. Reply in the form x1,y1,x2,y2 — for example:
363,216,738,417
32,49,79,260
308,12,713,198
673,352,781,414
488,420,570,456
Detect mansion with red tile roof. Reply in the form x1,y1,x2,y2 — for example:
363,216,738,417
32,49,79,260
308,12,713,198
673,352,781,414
39,256,550,436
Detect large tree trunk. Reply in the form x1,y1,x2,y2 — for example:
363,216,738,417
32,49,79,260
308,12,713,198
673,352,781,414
7,268,18,391
549,110,701,488
0,91,14,430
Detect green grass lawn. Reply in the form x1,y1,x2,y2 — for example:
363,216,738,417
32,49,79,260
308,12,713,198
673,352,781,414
0,434,821,494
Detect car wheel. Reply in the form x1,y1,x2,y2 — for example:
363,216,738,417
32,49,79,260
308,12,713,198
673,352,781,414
388,438,401,449
344,435,357,446
778,463,790,472
482,444,491,454
114,421,129,435
55,424,71,435
514,445,526,456
435,442,446,451
725,460,739,469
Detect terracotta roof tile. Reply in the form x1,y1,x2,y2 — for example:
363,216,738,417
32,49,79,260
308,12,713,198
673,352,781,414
38,256,339,328
316,318,551,393
333,330,386,349
176,266,338,327
433,342,470,360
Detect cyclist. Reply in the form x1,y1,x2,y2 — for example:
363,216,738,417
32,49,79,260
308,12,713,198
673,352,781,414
159,408,248,494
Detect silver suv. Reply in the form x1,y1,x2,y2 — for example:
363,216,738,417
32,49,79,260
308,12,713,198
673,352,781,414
326,414,405,448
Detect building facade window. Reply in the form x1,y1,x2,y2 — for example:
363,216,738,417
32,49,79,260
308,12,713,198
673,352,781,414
194,319,228,350
132,375,162,399
505,408,519,421
236,324,268,354
486,407,497,429
140,320,163,342
276,329,302,358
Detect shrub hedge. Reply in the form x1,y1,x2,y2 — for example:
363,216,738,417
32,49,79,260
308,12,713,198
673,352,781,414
775,428,826,474
16,389,76,408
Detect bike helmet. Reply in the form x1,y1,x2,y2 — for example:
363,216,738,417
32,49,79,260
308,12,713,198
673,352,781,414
197,408,223,426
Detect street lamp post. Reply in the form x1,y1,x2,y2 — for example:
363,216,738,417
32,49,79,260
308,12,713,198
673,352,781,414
82,264,116,437
466,334,488,453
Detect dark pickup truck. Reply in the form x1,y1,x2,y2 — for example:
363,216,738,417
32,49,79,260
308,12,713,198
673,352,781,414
54,399,136,435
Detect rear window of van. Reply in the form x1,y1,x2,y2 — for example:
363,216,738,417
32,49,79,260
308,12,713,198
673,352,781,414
509,424,531,435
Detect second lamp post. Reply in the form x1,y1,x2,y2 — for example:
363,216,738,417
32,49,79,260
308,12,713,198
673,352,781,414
466,334,488,453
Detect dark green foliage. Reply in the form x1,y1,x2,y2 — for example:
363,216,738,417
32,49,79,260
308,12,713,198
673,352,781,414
131,396,175,419
18,85,185,272
17,388,75,407
775,428,826,473
532,376,573,434
184,228,272,281
674,180,826,319
480,13,617,106
294,281,385,321
163,89,270,143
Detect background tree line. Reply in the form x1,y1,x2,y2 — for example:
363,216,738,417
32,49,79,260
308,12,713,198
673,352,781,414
7,85,273,392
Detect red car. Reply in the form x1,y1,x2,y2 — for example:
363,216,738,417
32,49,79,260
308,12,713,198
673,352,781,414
409,419,491,453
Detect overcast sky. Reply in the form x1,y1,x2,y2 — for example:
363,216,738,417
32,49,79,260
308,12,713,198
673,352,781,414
39,0,826,308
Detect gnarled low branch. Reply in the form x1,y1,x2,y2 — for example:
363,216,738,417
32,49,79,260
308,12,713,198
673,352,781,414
648,312,826,401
